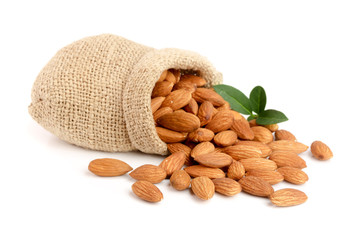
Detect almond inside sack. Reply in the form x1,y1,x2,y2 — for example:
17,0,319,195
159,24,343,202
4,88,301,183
29,34,222,155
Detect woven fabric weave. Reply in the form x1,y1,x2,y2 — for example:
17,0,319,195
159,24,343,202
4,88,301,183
29,34,222,155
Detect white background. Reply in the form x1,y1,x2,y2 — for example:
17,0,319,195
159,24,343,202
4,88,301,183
1,0,359,239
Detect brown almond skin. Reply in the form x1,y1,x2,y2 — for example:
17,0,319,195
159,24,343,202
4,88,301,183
246,170,284,185
156,127,187,143
159,152,186,177
197,101,214,126
212,178,242,196
264,124,279,132
157,111,200,132
132,181,163,203
129,164,167,183
206,110,234,133
268,140,309,154
188,128,215,143
275,130,296,141
277,167,309,185
165,71,177,84
239,176,274,197
231,119,254,140
251,126,274,143
167,143,192,165
170,170,191,191
161,89,192,110
223,145,262,160
183,98,199,115
88,158,133,177
270,188,308,207
173,81,197,93
227,161,246,180
153,107,173,123
192,88,226,107
190,142,215,159
269,151,307,169
194,152,233,168
235,141,272,158
184,165,225,179
311,141,333,160
239,158,278,171
151,80,174,98
214,130,238,147
151,97,165,113
191,176,215,200
157,70,168,82
180,75,207,87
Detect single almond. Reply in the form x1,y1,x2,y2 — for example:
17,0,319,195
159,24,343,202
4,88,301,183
156,127,187,143
159,152,186,177
173,80,197,93
180,74,207,87
251,126,274,143
227,161,246,180
192,88,226,107
170,170,191,191
277,167,309,185
269,151,307,168
188,128,215,142
275,130,296,141
239,158,278,171
167,143,192,165
88,158,133,177
231,119,254,140
197,101,214,126
206,110,234,133
191,176,215,200
213,130,238,147
230,110,245,121
190,141,215,158
151,80,174,98
129,164,167,183
216,101,231,111
311,141,333,160
157,111,200,132
223,145,262,160
169,69,181,83
151,97,165,113
239,176,274,197
270,188,308,207
184,165,225,179
246,170,284,185
194,152,233,168
268,140,309,154
132,180,163,203
165,71,177,84
157,70,168,82
212,178,242,196
248,119,258,127
234,141,272,158
183,98,199,115
264,124,279,132
153,107,173,123
161,89,192,110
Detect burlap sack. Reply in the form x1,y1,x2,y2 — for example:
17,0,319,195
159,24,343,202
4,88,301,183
29,34,222,155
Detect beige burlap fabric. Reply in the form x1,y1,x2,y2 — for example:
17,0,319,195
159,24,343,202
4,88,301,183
29,34,223,155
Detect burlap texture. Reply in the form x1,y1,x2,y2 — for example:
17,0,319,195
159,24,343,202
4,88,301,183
29,34,223,155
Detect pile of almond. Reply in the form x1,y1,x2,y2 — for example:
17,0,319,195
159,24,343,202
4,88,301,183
88,69,333,207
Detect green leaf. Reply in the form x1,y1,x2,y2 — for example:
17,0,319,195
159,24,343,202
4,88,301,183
250,86,267,114
256,109,288,125
213,84,252,115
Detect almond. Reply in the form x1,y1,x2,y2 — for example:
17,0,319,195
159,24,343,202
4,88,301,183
180,74,207,87
187,128,215,142
184,165,225,179
191,176,215,200
161,89,192,110
151,80,174,98
268,140,309,154
194,152,233,168
88,158,133,177
251,126,274,143
275,130,296,141
129,164,166,183
311,141,333,160
165,71,177,84
157,111,200,132
192,88,226,106
230,110,245,121
269,188,308,207
167,143,192,165
246,170,284,185
239,158,278,171
234,141,272,158
212,178,242,196
151,97,165,113
216,101,231,111
153,107,173,123
213,130,238,147
227,161,246,180
170,170,191,190
156,127,187,143
132,180,163,203
157,70,168,82
223,145,262,160
277,167,309,185
173,80,197,93
269,151,307,168
231,119,254,140
206,110,234,133
169,69,181,83
264,124,279,132
197,101,214,126
183,98,199,115
248,119,258,127
159,152,186,177
239,176,274,197
190,141,215,158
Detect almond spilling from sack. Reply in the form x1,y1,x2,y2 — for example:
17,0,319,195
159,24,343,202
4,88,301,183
88,69,333,206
